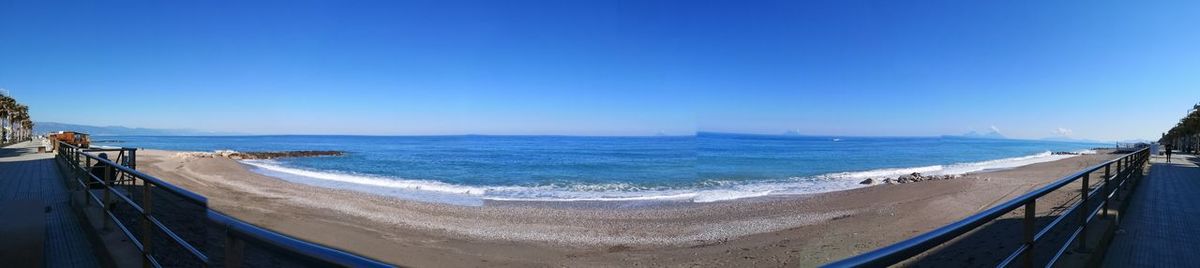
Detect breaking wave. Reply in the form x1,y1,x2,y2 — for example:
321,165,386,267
241,150,1088,206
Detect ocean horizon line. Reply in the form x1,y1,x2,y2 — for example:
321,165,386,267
85,131,1115,144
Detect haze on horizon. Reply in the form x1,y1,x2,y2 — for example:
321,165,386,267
3,1,1198,141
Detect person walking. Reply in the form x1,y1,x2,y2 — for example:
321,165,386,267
1165,144,1173,163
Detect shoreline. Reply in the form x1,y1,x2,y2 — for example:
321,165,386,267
204,148,1100,206
135,148,1121,267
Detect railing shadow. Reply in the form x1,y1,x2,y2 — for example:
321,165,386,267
826,148,1149,267
908,197,1108,267
109,184,209,267
1184,155,1200,165
906,217,1043,267
0,143,37,157
54,141,392,268
906,169,1131,267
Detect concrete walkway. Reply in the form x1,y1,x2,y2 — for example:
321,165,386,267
1103,154,1200,267
0,141,100,267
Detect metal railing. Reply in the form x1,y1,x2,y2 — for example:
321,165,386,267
825,147,1150,268
54,141,392,268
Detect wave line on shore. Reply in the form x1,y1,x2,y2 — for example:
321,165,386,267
238,150,1090,205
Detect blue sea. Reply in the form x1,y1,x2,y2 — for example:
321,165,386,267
92,133,1105,205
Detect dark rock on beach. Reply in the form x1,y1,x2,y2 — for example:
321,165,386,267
888,172,960,184
864,173,963,185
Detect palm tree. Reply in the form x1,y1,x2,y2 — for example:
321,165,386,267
13,115,22,141
0,95,11,142
1162,105,1200,153
8,103,19,142
23,120,34,141
0,94,34,143
18,104,28,141
20,106,30,141
5,98,16,141
13,106,29,141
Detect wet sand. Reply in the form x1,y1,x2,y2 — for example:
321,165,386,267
134,149,1120,267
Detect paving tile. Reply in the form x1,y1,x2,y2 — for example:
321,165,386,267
1103,154,1200,268
0,142,101,268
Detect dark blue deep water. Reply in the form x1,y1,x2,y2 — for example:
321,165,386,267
94,133,1104,204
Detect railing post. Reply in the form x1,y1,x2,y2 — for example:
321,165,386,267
1126,155,1135,188
64,148,74,191
1130,154,1137,174
1124,157,1130,173
77,148,87,189
129,149,137,170
142,182,153,268
1140,151,1147,175
1077,173,1089,252
84,157,92,205
1117,159,1124,191
1121,156,1127,169
225,231,245,268
103,164,113,230
1023,200,1036,268
62,148,70,190
1103,164,1111,219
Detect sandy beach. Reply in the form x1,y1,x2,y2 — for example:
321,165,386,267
134,149,1120,267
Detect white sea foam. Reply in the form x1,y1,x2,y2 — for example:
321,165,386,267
239,150,1085,205
242,160,489,195
938,151,1071,174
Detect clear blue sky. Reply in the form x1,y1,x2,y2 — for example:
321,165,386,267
2,1,1197,140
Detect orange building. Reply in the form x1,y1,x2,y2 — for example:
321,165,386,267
48,131,90,150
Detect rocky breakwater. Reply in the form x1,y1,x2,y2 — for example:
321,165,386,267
173,150,344,160
860,172,963,185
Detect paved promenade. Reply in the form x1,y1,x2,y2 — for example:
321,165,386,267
1103,153,1200,267
0,141,100,267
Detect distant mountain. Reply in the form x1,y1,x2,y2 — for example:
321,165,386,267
34,122,240,136
1117,139,1153,144
1040,136,1107,144
945,130,1006,140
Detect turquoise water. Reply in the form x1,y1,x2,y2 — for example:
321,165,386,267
93,133,1104,205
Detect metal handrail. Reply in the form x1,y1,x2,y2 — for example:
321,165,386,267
54,141,393,268
208,211,394,267
825,147,1150,268
57,141,209,266
78,148,206,204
